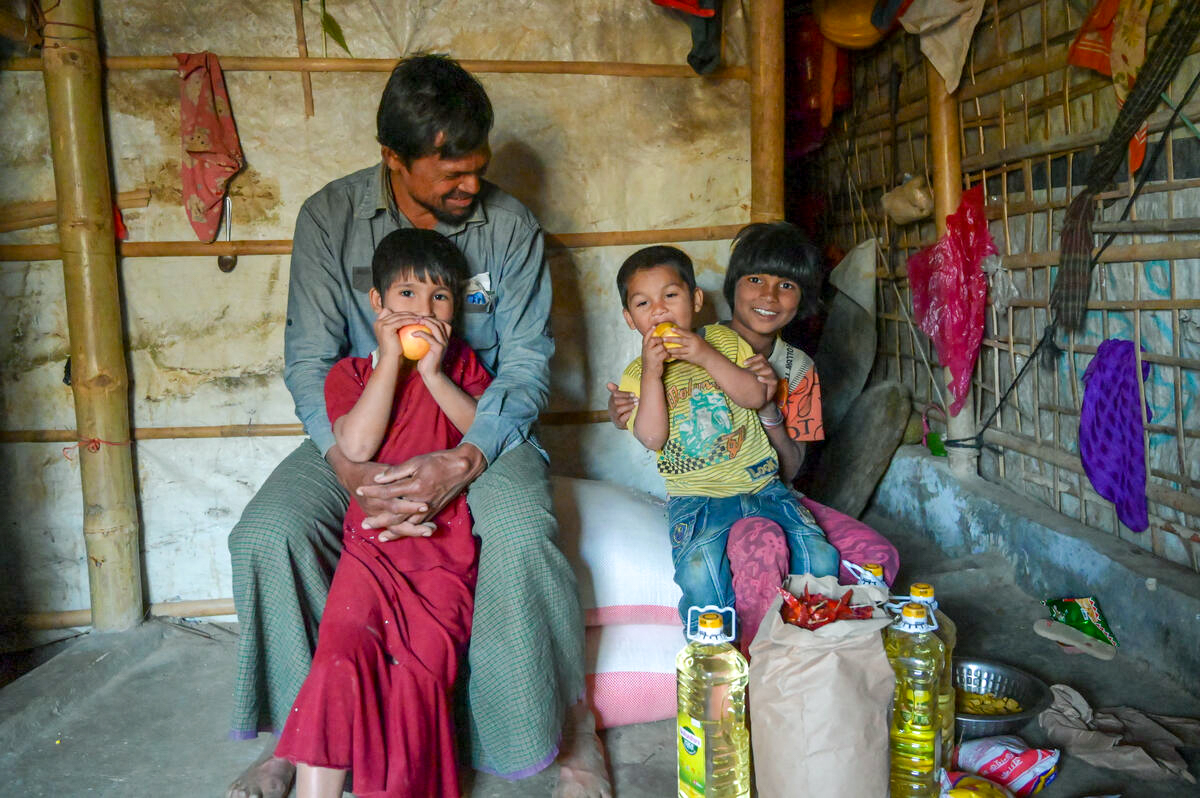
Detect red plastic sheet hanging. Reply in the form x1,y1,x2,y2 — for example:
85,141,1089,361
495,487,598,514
907,184,995,415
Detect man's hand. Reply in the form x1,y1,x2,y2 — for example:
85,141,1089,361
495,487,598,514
327,445,431,537
357,443,487,541
606,382,636,430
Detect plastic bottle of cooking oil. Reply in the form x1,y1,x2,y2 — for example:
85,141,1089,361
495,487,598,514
885,602,946,798
676,606,750,798
852,562,888,588
909,582,957,763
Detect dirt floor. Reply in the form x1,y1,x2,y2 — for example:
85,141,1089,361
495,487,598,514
1,509,1198,797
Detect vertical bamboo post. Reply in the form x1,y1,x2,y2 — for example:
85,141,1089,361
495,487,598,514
750,0,785,223
42,0,143,630
926,59,978,478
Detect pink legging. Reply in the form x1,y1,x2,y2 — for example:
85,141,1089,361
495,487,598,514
729,498,899,586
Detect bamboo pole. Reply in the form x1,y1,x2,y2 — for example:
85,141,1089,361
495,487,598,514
926,59,977,479
0,188,150,233
41,0,143,632
291,0,315,117
0,224,748,262
8,598,237,631
749,0,785,223
2,54,751,80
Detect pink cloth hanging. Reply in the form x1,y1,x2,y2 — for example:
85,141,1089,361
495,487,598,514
907,183,995,415
176,52,243,242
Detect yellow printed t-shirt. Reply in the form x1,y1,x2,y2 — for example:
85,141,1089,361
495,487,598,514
767,338,824,442
619,324,779,498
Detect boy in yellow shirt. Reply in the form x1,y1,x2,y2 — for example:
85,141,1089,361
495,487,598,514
616,245,839,636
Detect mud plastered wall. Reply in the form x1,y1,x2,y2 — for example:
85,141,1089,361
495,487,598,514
0,0,752,619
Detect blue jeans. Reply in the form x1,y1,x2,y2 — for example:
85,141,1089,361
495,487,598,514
666,479,840,623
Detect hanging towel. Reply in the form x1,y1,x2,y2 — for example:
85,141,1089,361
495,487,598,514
176,52,244,242
1039,684,1200,783
1078,339,1151,531
899,0,987,94
1068,0,1153,173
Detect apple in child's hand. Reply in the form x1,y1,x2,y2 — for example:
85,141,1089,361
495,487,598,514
398,324,431,360
652,321,681,361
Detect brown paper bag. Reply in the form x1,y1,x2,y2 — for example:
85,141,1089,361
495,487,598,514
747,574,895,798
882,174,934,224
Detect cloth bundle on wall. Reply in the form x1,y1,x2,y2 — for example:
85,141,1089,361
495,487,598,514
176,52,244,243
906,184,994,416
899,0,987,93
651,0,722,75
1078,339,1151,532
1068,0,1154,174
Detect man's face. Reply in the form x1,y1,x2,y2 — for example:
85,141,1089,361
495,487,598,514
383,142,491,226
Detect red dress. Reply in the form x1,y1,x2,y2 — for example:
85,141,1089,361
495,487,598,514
275,339,491,798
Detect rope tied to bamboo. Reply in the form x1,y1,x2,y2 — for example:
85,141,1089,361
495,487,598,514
1046,0,1200,349
62,436,130,462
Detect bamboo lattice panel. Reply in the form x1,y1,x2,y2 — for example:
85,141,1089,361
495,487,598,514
822,0,1200,572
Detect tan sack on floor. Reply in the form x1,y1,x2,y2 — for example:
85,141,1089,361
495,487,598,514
747,574,893,798
1038,683,1200,783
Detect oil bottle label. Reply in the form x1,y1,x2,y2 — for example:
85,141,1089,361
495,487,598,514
677,711,706,797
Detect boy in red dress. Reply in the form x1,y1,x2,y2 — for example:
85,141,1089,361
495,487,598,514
275,228,491,798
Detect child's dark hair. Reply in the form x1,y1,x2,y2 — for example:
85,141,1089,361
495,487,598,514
616,245,697,308
722,222,822,320
372,228,470,301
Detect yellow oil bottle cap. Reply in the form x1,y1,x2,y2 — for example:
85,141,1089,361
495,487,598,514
864,563,884,578
910,583,935,599
900,602,928,621
698,612,723,632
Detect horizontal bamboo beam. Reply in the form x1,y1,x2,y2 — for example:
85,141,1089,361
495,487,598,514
1090,217,1200,234
0,54,750,80
6,598,237,631
0,410,612,445
0,188,151,233
999,240,1200,269
983,428,1200,518
0,224,744,262
1007,297,1200,311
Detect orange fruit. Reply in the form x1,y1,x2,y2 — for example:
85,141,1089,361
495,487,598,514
652,321,682,362
398,324,431,360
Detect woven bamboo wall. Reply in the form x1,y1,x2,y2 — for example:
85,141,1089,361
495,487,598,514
823,0,1200,572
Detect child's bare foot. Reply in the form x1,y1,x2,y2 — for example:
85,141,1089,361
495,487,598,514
553,701,612,798
227,744,295,798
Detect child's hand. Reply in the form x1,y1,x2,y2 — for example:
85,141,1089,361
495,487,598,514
641,326,672,376
664,326,715,368
414,318,452,379
742,354,782,409
606,382,637,429
374,308,419,361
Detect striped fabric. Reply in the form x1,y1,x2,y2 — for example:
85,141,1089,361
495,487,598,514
228,439,585,779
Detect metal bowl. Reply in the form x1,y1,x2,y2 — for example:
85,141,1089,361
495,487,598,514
953,657,1052,740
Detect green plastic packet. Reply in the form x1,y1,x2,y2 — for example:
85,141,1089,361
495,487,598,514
1042,597,1119,647
926,431,948,457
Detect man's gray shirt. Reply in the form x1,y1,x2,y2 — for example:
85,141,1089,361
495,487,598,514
284,163,553,463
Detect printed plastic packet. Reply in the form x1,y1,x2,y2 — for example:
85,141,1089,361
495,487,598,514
953,735,1060,797
941,770,1015,798
1042,597,1119,647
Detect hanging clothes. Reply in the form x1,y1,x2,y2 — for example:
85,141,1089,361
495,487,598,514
1068,0,1154,173
1078,339,1152,532
176,52,244,242
652,0,722,75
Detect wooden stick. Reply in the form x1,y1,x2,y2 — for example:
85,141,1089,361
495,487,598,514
749,0,785,222
0,224,746,262
7,598,237,631
998,240,1200,269
0,8,40,49
291,0,314,117
0,188,151,233
1,54,750,80
0,411,613,445
41,0,143,633
1090,217,1200,233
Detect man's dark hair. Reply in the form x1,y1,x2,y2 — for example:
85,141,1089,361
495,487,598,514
372,228,470,303
377,54,494,163
616,245,697,308
722,222,822,320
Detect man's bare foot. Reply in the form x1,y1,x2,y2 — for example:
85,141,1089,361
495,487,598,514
553,702,613,798
227,743,295,798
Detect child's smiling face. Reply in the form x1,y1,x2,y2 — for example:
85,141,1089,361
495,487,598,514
730,273,801,339
622,264,704,335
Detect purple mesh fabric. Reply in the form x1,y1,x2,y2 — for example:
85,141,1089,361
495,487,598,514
1078,339,1152,532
